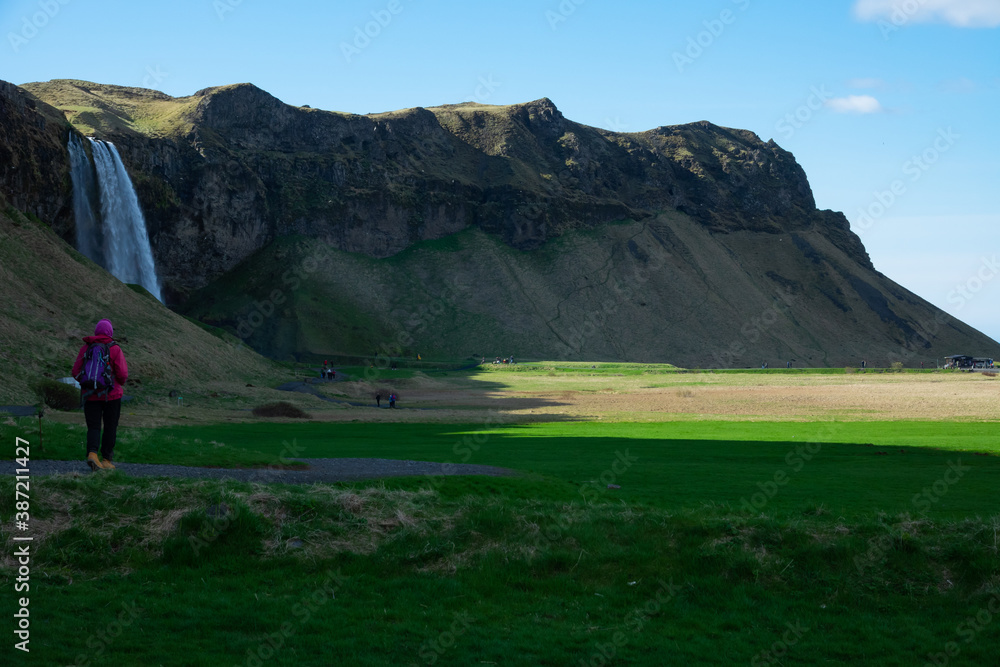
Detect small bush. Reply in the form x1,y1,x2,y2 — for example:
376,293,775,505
252,401,310,419
890,361,904,372
30,378,80,411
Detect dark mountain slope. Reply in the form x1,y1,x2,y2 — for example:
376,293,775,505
4,78,995,366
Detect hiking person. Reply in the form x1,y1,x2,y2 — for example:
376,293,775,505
389,393,396,408
375,392,381,407
71,318,128,471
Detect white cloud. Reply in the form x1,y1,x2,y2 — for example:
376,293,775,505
825,95,884,114
853,0,1000,28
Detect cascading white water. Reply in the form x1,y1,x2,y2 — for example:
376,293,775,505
67,133,103,265
87,138,163,301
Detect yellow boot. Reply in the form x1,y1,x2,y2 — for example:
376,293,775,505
86,452,102,471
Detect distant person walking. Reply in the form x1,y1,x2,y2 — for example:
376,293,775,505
389,393,396,409
71,318,128,471
375,393,382,408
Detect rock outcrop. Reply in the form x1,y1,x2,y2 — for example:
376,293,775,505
20,80,871,300
3,78,995,366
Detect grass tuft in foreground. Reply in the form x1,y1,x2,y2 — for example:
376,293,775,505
1,473,998,665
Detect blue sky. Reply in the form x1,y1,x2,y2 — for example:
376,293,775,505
3,0,998,345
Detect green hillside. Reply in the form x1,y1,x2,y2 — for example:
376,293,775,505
180,211,997,368
0,192,283,405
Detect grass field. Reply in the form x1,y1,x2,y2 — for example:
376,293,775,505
2,365,999,665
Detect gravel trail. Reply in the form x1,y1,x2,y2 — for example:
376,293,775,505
2,458,515,484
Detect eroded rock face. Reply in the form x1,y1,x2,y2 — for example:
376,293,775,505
0,81,73,236
16,79,871,304
5,78,992,365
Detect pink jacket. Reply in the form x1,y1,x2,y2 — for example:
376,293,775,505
71,319,128,401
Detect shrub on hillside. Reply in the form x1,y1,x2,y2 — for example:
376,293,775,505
252,401,310,419
30,378,80,411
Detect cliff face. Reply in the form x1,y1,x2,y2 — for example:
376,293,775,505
0,81,73,235
19,80,871,304
4,78,993,366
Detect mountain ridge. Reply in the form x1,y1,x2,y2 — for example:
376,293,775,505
3,78,995,366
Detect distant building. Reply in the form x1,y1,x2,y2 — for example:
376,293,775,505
944,355,994,369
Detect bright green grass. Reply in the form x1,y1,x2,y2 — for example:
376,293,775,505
1,471,998,666
2,416,999,665
159,420,1000,519
6,419,999,519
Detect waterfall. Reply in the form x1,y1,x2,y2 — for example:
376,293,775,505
78,138,163,301
67,134,103,266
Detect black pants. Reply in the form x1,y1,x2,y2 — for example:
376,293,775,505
84,399,121,460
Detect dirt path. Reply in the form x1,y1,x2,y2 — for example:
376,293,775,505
1,458,515,484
